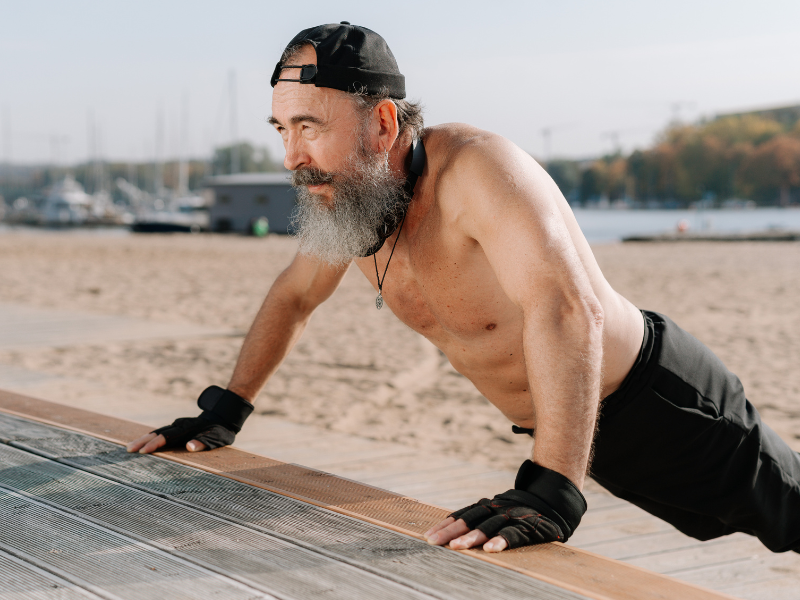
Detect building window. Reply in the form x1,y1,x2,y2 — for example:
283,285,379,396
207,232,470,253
255,194,269,205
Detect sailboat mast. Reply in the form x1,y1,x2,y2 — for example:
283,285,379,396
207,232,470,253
229,70,239,174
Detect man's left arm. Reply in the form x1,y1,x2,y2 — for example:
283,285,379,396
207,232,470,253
425,135,603,552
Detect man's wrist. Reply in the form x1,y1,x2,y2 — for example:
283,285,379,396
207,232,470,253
513,460,587,540
197,386,254,433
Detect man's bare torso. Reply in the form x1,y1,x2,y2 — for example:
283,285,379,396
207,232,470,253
354,124,644,429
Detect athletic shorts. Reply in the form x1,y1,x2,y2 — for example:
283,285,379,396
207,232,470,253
591,310,800,552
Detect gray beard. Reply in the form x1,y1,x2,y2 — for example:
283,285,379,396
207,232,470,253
290,148,408,267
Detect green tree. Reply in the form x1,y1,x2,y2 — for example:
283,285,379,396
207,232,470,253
739,135,800,205
212,143,283,175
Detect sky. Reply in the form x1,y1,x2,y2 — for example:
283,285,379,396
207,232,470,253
2,0,799,166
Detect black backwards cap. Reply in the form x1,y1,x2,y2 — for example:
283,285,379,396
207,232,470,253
270,22,406,99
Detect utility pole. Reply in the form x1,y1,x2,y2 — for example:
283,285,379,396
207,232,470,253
229,69,239,174
87,110,95,192
155,104,164,197
670,101,696,125
601,130,622,155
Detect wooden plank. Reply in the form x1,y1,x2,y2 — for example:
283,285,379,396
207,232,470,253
0,425,606,600
575,530,724,561
627,536,784,575
666,552,800,591
0,388,738,600
569,517,676,547
722,576,800,600
0,444,442,600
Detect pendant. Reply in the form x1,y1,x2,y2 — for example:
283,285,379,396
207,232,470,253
375,292,384,310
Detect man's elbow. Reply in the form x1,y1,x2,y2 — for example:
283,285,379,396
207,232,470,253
550,293,604,340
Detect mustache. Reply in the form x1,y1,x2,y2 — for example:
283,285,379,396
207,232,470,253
291,167,334,187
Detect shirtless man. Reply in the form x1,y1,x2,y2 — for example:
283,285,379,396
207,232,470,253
128,22,800,554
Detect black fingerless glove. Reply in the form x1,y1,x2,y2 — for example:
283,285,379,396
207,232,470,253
151,385,254,450
449,460,587,548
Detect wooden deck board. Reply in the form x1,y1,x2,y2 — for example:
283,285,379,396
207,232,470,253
0,388,738,600
627,536,791,575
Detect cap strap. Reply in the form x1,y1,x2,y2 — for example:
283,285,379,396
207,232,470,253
272,64,317,85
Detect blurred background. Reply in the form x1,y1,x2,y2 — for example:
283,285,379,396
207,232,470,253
1,0,800,238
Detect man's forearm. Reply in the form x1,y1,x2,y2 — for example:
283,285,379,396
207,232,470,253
524,302,604,489
226,279,314,402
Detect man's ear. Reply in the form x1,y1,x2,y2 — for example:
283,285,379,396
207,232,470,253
375,99,399,152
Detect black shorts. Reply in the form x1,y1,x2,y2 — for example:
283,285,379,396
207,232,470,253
589,310,800,552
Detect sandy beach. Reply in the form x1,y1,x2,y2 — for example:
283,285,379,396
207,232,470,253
1,231,799,471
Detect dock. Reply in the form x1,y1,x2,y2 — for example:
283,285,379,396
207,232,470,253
622,230,800,242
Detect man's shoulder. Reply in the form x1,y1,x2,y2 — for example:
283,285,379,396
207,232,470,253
422,123,547,205
423,123,532,180
423,123,505,162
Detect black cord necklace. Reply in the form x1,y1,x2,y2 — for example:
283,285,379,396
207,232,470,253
372,211,407,310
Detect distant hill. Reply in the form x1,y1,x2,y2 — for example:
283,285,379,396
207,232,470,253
716,103,800,129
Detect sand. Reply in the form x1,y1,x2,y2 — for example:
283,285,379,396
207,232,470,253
1,231,799,471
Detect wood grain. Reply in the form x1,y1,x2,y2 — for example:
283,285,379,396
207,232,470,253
0,388,738,600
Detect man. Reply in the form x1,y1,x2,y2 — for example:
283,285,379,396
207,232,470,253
128,23,800,554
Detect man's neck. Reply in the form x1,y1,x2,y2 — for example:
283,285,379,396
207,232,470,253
388,131,415,180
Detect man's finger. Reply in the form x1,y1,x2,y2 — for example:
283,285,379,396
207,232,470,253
186,439,208,452
138,434,167,454
425,518,470,546
448,528,489,550
126,432,157,453
483,535,508,553
424,517,455,539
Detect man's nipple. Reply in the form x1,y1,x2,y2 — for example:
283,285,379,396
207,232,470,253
485,323,497,331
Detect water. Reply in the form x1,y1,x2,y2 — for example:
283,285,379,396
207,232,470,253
574,208,800,244
3,208,800,244
0,224,130,236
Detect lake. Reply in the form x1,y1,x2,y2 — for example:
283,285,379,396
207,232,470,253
574,207,800,244
3,207,800,244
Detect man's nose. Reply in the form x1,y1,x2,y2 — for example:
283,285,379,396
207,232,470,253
283,134,310,171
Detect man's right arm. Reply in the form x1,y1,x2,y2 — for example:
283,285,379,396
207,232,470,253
126,252,349,454
225,252,349,401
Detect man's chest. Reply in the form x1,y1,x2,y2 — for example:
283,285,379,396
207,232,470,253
355,226,522,350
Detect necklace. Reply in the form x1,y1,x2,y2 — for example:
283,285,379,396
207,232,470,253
368,138,425,310
372,211,407,310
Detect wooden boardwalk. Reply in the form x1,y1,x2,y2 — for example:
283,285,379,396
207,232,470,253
233,415,800,600
0,390,734,600
1,303,798,598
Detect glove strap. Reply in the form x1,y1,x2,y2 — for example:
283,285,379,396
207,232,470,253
197,385,254,433
514,460,587,539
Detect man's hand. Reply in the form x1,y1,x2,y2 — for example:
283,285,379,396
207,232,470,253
126,431,208,454
126,386,253,455
425,460,586,553
424,516,509,553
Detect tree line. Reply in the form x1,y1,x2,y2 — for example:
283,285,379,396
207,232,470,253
547,113,800,207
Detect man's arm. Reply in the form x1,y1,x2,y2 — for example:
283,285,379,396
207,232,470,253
426,132,603,551
127,252,349,454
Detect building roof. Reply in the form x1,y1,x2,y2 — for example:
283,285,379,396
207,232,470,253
204,172,291,187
